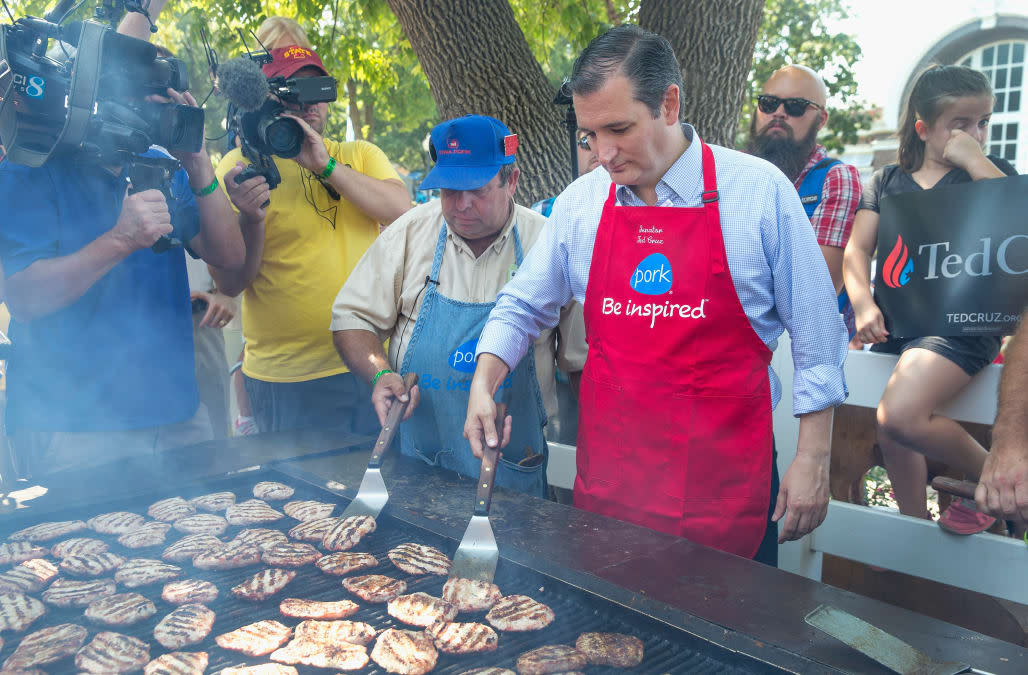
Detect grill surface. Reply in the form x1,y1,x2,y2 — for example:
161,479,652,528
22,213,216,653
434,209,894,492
0,470,784,674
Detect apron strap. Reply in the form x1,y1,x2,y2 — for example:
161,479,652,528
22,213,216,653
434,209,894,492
430,222,448,281
699,142,726,274
512,219,524,266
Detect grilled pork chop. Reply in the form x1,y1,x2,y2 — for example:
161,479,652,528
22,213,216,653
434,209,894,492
457,669,515,675
270,638,369,671
87,511,146,535
76,631,150,673
282,500,335,521
294,619,377,646
59,552,126,577
0,591,46,632
426,620,499,654
288,517,339,543
220,665,297,675
190,490,236,512
253,481,294,500
147,497,196,522
0,542,49,565
226,499,285,526
215,620,292,657
486,595,555,632
322,515,376,551
51,537,109,558
232,568,297,601
42,578,117,608
515,645,588,675
388,543,451,575
279,598,361,620
161,579,219,605
193,541,261,570
262,542,322,568
442,577,503,612
115,558,182,587
143,651,209,675
575,631,645,667
162,534,223,562
154,603,216,649
233,528,290,551
84,592,157,626
2,622,88,670
315,551,378,576
9,520,86,542
387,592,457,627
172,514,228,536
0,558,59,592
117,521,173,548
342,574,407,603
370,628,438,675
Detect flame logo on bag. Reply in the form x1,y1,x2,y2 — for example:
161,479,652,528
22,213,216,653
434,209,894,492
882,235,914,288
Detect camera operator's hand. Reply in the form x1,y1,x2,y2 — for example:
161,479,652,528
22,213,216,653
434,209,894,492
282,113,331,175
225,163,270,223
191,290,236,328
112,188,173,251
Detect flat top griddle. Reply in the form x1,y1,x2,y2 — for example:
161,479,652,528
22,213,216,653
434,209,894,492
0,468,786,674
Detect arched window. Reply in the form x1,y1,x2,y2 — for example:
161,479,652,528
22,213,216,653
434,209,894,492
960,41,1027,171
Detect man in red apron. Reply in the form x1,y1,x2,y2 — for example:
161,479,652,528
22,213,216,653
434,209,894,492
464,26,849,566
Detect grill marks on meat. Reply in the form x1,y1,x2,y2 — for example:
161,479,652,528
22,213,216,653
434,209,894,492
387,592,457,627
117,521,173,549
515,645,588,675
282,500,335,521
144,651,209,675
215,619,292,657
172,514,228,536
279,597,360,620
3,622,88,670
457,669,515,675
388,543,451,576
115,558,182,587
75,631,150,673
162,534,223,562
294,619,377,646
154,603,216,649
147,497,197,523
51,537,109,558
486,595,555,632
262,542,322,568
226,500,285,526
575,631,645,667
0,592,46,632
253,481,294,500
271,638,369,671
0,558,58,592
427,621,499,654
87,511,146,535
162,579,219,605
342,574,407,603
190,491,236,512
59,552,126,577
85,592,157,626
193,541,261,570
233,528,290,551
322,515,376,551
442,578,502,612
288,517,339,543
221,665,297,675
315,552,378,576
0,542,48,565
9,520,86,542
370,628,438,675
232,568,297,601
42,578,116,608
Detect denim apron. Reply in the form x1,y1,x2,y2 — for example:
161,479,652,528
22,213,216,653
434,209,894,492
399,222,548,496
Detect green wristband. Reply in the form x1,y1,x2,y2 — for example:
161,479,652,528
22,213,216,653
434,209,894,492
192,176,219,197
371,368,393,387
320,157,337,179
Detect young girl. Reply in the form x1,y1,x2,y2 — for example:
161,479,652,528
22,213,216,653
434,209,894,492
843,65,1016,533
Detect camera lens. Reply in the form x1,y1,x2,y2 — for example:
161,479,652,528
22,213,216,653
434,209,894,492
258,115,303,158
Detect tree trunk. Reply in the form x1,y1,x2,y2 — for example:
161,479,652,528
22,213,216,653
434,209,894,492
346,78,363,141
364,99,375,142
384,0,570,205
640,0,764,147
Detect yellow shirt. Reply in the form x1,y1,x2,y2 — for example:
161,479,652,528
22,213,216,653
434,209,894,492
216,139,402,382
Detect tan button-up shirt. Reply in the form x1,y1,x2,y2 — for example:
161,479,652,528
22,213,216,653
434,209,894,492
330,200,586,419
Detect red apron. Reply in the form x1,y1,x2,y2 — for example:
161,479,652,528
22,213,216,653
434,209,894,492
576,141,774,559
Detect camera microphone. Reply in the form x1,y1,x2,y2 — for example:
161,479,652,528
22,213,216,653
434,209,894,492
218,57,269,112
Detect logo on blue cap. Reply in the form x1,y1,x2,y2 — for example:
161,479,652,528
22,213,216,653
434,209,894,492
419,115,517,192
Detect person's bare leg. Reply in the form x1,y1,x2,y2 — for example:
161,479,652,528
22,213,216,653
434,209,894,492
879,442,930,518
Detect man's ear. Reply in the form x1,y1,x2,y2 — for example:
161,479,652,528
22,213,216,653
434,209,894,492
506,167,521,195
662,84,681,125
817,108,829,132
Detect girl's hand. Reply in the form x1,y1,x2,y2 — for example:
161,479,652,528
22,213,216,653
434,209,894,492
943,129,987,171
855,302,889,345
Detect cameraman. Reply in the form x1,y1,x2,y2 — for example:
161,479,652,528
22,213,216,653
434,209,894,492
210,42,411,435
0,25,244,477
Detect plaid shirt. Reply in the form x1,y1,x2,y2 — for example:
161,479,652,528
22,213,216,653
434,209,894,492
793,145,861,249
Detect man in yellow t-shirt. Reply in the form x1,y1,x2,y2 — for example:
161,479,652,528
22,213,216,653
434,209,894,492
211,45,411,434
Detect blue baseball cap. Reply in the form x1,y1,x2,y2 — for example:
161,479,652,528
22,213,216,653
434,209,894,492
419,115,518,191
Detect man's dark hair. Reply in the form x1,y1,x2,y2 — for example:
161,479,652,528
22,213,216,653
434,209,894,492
497,161,516,184
569,25,683,119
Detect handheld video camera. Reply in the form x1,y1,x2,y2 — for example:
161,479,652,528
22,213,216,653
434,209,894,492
237,75,336,161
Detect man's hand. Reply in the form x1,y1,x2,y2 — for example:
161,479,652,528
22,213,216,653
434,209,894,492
464,385,511,459
372,372,420,427
976,440,1028,524
282,113,331,175
224,163,270,223
192,290,235,328
111,188,173,251
942,129,989,172
773,450,831,543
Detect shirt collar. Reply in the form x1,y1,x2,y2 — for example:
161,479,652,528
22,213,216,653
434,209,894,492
446,201,518,257
616,123,702,206
793,144,828,188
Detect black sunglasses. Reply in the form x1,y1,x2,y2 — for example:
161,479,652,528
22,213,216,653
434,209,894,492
577,134,591,151
757,94,824,117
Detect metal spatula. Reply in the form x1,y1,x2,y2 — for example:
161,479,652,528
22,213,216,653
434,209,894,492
449,403,506,582
341,373,418,520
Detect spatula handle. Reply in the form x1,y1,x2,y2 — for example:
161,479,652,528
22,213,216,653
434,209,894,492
473,403,506,517
931,476,978,500
369,373,419,469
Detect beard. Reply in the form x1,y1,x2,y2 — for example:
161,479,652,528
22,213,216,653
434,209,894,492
746,117,820,182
